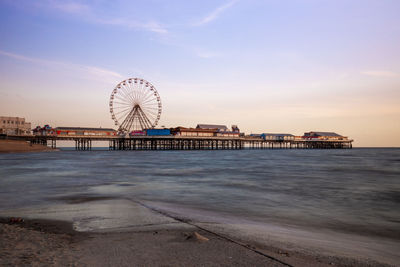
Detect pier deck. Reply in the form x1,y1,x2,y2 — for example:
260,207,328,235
4,135,353,150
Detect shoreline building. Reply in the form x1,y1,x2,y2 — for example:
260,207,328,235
0,116,32,135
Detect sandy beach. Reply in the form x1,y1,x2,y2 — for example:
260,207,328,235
0,198,394,267
0,218,289,266
0,139,57,153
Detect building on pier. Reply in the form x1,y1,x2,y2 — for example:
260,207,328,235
171,127,216,137
260,133,295,141
55,127,116,136
33,125,55,136
0,116,32,135
196,124,228,132
248,134,262,138
172,124,241,137
294,136,304,141
216,131,240,137
303,131,348,141
129,130,145,136
196,124,240,137
145,128,171,136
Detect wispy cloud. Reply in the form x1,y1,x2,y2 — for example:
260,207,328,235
195,0,237,26
96,18,168,34
0,50,40,63
83,66,122,80
47,0,90,14
28,0,168,34
140,21,168,34
0,50,122,82
361,70,398,78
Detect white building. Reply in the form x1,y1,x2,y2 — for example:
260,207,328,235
0,116,32,135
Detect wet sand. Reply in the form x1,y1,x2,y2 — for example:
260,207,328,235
0,218,288,266
0,139,58,153
0,197,395,267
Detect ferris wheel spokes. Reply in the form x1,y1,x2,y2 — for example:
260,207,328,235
109,78,162,133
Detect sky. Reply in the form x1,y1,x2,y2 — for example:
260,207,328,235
0,0,399,146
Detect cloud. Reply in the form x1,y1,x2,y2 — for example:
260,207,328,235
0,50,39,63
0,50,123,82
84,66,122,79
361,70,398,77
24,0,168,34
47,0,90,14
195,0,237,26
97,18,168,34
142,21,168,34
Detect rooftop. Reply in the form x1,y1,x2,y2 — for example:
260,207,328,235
306,131,343,137
261,133,294,137
196,124,228,131
56,127,115,131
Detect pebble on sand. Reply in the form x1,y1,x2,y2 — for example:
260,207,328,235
185,232,209,242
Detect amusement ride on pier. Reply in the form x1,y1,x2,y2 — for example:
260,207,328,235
109,78,162,133
5,78,353,150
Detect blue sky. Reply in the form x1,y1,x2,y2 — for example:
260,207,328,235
0,0,399,146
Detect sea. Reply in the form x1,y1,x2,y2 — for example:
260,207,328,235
0,148,399,264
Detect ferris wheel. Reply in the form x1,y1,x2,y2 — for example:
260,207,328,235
109,78,162,133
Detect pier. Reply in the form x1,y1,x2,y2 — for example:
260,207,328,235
5,135,353,150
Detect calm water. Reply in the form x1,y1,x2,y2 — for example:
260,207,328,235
0,148,399,240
